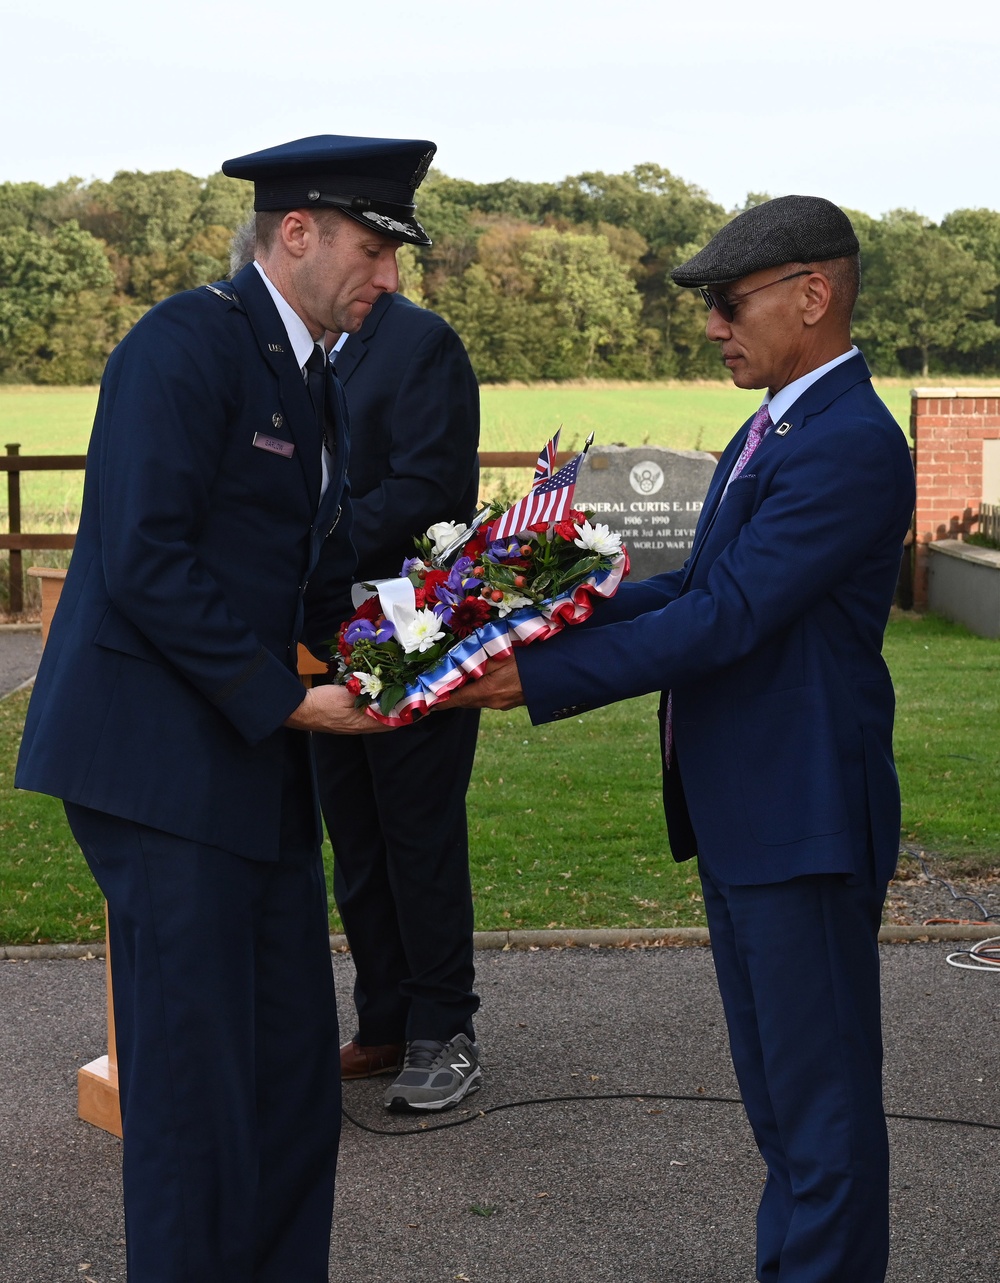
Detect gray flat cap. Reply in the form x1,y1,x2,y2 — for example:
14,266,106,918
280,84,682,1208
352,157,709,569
671,195,859,287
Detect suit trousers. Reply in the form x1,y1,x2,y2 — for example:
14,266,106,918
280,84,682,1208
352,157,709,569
313,707,480,1044
65,802,341,1283
699,863,889,1283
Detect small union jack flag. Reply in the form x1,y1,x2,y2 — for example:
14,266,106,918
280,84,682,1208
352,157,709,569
489,451,583,541
532,428,561,487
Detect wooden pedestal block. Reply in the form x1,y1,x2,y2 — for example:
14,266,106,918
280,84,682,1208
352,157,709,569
26,565,67,643
78,1055,122,1138
78,906,123,1136
296,642,328,685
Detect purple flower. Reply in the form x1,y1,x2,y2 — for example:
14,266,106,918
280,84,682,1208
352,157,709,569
486,537,524,562
344,619,377,645
434,581,462,609
434,602,454,626
373,620,396,643
400,556,424,576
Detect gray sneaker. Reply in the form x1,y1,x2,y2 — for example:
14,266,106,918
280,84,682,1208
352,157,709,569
384,1035,482,1112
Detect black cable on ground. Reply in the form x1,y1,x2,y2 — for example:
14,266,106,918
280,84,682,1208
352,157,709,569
344,849,1000,1138
896,844,999,923
342,1092,1000,1138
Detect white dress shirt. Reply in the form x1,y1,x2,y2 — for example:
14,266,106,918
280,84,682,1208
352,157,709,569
253,261,332,499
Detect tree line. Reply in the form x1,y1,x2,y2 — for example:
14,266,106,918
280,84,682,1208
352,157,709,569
1,165,998,385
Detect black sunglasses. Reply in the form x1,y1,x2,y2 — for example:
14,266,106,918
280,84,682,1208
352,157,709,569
698,270,813,323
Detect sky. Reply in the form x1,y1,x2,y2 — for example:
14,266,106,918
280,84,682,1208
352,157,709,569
2,0,998,223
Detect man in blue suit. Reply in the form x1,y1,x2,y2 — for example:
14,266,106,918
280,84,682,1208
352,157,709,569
16,134,438,1283
449,196,915,1282
313,291,484,1112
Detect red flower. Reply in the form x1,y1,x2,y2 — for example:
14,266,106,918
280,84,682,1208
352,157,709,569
346,675,362,696
464,529,490,559
337,633,352,660
554,519,580,543
568,508,588,524
527,521,549,534
345,594,382,627
450,595,493,638
422,568,449,605
414,587,426,609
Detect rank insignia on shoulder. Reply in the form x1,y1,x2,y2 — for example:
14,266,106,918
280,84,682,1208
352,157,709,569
775,421,793,437
202,284,234,302
268,342,285,353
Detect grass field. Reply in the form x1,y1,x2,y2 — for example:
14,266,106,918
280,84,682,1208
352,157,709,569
0,377,933,461
1,612,996,945
0,376,968,605
0,376,958,529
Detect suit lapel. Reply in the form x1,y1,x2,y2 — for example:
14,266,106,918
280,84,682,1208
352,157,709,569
231,264,322,510
680,421,753,586
333,292,395,387
679,352,875,590
333,334,365,385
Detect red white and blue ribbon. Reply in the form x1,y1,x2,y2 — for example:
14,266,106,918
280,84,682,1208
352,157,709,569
365,550,628,726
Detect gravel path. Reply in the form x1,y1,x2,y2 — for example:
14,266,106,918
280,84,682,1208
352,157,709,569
1,944,997,1283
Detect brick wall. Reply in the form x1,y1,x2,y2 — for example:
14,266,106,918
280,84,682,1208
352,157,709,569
910,389,1000,607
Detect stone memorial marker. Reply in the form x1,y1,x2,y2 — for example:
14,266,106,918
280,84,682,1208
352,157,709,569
575,445,717,581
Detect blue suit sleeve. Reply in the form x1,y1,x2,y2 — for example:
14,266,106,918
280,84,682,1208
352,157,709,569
519,416,913,723
98,303,305,744
348,324,480,564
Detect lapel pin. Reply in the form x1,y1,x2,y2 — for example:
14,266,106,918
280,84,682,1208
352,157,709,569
268,342,284,353
272,413,284,429
775,421,793,437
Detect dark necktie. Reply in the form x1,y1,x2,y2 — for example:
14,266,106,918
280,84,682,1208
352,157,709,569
304,343,334,455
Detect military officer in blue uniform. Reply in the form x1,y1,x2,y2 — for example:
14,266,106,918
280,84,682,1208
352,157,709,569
16,134,437,1283
449,197,915,1283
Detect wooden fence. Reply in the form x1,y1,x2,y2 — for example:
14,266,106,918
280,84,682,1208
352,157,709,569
979,503,1000,545
2,445,85,613
3,445,738,613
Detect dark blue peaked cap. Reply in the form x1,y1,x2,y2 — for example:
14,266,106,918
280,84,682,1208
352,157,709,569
222,134,437,246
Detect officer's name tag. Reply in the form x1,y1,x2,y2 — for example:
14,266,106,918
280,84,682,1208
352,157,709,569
252,433,295,459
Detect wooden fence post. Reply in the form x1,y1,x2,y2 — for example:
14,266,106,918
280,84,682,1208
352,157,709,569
6,444,21,614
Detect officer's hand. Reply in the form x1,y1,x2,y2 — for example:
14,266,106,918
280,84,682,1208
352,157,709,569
442,656,525,711
285,684,393,734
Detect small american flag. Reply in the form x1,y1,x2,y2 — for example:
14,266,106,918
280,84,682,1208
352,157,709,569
532,429,561,487
490,451,583,541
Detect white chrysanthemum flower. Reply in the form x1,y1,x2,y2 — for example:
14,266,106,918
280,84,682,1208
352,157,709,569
397,607,447,654
356,671,383,698
426,521,468,558
573,520,622,556
497,592,533,617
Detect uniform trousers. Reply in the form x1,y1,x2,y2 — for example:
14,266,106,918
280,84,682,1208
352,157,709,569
65,801,341,1283
313,707,480,1043
700,863,889,1283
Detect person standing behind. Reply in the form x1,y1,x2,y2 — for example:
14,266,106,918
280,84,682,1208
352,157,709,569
449,196,915,1282
316,289,483,1112
15,134,437,1282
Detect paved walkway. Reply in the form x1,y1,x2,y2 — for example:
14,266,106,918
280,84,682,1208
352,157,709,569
0,625,42,697
1,943,997,1283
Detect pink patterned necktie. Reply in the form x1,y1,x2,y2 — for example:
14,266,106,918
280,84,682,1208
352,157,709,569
727,402,772,488
664,403,771,769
